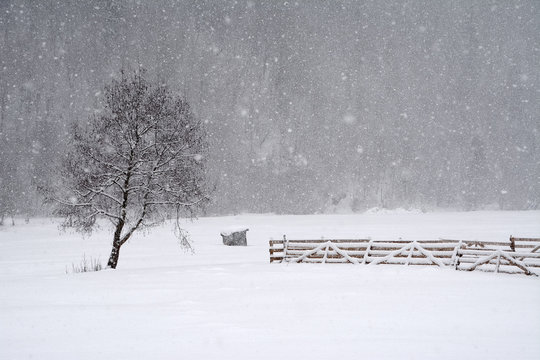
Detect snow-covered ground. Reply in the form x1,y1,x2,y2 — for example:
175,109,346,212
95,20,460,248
1,211,539,359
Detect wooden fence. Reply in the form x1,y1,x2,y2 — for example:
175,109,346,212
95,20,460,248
269,236,540,276
456,237,540,275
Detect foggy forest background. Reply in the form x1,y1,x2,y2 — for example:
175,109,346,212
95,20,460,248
0,0,538,218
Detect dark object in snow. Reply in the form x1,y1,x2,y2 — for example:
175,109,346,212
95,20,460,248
221,228,248,246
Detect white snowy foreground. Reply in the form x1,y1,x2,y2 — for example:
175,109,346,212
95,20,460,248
1,210,539,360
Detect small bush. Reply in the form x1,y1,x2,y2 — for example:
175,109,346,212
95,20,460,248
67,254,103,273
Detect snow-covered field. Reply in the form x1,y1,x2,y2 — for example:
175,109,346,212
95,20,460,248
1,210,539,359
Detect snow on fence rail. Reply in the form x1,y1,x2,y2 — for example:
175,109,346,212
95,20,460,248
269,236,540,276
455,249,540,275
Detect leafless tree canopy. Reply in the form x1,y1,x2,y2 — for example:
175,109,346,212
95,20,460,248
55,69,207,268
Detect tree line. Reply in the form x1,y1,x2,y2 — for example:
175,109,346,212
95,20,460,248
1,0,538,222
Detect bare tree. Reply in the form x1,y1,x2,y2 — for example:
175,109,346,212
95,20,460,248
53,69,208,269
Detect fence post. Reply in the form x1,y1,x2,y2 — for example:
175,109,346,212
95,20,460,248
510,236,515,252
322,243,330,263
362,240,373,264
495,250,501,273
283,235,288,263
452,240,463,270
406,242,415,266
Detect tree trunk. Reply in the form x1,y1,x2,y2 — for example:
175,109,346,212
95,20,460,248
108,216,126,269
107,240,122,269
